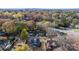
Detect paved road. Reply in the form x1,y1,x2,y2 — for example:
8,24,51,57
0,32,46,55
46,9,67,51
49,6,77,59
52,28,79,35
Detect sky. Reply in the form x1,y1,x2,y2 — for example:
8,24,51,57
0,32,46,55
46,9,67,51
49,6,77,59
0,0,79,8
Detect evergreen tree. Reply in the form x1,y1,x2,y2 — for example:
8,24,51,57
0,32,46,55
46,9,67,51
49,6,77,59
20,28,28,40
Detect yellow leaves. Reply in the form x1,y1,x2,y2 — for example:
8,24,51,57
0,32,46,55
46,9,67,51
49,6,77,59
13,12,23,18
15,43,29,51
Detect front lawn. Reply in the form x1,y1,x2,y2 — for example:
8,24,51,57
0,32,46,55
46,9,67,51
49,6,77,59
72,29,79,32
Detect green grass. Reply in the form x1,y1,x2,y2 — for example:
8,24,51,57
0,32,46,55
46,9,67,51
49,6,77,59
72,29,79,32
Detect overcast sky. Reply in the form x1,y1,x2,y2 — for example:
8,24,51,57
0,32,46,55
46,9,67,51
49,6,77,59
0,0,79,8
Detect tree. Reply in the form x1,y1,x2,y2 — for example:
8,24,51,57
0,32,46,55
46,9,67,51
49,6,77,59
20,28,28,40
15,22,29,36
13,12,23,20
2,20,16,33
72,18,79,28
15,44,29,51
